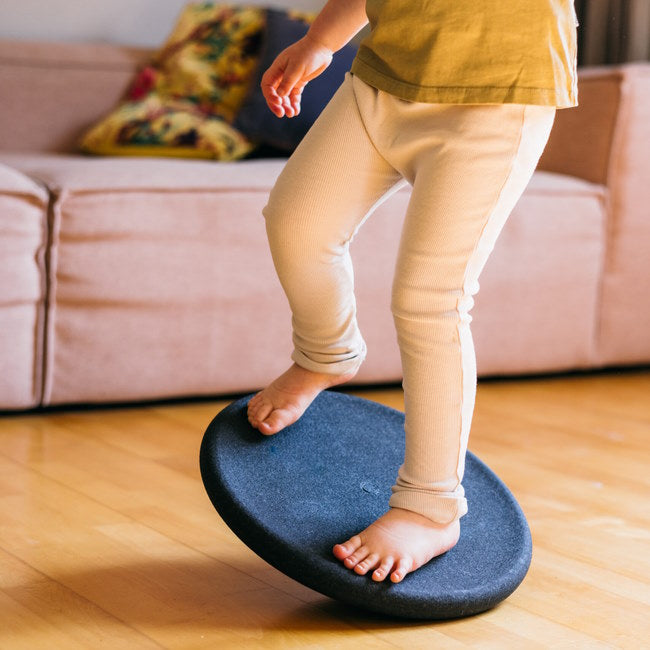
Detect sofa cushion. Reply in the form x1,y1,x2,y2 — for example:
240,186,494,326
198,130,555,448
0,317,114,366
0,163,49,409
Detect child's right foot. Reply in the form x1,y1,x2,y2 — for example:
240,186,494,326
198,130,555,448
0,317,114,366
247,363,357,435
333,507,461,583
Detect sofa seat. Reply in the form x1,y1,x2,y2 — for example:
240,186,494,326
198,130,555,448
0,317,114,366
0,153,607,406
472,170,607,375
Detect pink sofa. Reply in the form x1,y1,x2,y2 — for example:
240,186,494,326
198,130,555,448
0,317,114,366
1,40,649,409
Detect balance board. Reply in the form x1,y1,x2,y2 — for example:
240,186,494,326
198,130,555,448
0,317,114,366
200,390,531,619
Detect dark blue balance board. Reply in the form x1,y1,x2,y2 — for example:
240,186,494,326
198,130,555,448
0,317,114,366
200,390,532,620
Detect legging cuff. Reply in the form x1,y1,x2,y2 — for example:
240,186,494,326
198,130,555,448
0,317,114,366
290,340,367,376
389,487,468,524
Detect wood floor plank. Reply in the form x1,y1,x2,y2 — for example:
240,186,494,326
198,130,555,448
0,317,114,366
512,565,649,646
0,548,162,650
479,603,614,649
0,369,648,648
0,590,119,650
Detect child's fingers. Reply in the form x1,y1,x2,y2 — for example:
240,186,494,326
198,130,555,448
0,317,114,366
288,84,304,116
263,71,303,118
261,89,284,117
290,82,305,98
260,48,316,117
280,95,295,118
275,63,306,98
261,62,287,106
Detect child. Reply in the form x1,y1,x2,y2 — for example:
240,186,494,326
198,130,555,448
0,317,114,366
247,0,578,584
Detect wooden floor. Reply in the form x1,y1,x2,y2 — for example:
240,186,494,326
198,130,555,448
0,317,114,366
1,369,649,649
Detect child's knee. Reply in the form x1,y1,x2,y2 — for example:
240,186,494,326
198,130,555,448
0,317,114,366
264,199,354,272
390,278,455,323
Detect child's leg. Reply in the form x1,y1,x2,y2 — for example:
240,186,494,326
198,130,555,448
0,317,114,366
247,72,404,434
334,75,556,581
389,102,556,523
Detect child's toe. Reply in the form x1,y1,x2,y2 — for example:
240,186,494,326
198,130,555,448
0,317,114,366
332,535,362,559
390,557,413,583
255,401,273,422
372,557,395,581
259,408,290,435
343,545,370,568
353,553,380,575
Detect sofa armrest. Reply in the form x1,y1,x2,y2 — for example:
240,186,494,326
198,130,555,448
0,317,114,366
539,62,650,367
538,63,649,187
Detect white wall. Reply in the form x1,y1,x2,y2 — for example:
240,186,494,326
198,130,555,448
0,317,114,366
0,0,326,48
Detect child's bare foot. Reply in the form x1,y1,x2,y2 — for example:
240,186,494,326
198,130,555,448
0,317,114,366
247,363,357,435
332,508,460,583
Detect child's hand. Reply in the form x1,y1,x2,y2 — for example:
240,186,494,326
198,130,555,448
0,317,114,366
261,34,334,118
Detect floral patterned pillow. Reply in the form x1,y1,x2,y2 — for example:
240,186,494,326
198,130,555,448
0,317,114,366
80,3,266,160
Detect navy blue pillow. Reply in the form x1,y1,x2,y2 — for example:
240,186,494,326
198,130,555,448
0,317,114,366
233,9,358,153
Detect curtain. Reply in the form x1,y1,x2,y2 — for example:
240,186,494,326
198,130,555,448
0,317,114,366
574,0,650,65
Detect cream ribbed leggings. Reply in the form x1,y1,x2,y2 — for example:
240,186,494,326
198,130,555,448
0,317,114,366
262,71,556,524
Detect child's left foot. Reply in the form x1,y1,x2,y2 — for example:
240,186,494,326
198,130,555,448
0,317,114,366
332,508,460,583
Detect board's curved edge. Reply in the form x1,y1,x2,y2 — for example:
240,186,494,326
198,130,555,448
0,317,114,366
463,450,534,591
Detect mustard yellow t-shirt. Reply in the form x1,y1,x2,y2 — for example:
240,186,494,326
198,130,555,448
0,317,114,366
350,0,579,108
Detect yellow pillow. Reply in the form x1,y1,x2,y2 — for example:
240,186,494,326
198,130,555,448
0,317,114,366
81,95,254,160
80,3,266,160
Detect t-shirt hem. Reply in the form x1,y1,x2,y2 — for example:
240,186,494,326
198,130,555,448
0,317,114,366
350,56,578,109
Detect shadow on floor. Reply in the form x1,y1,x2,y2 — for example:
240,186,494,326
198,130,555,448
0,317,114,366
44,555,461,634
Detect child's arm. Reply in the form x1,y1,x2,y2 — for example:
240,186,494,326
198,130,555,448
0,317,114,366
261,0,369,118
